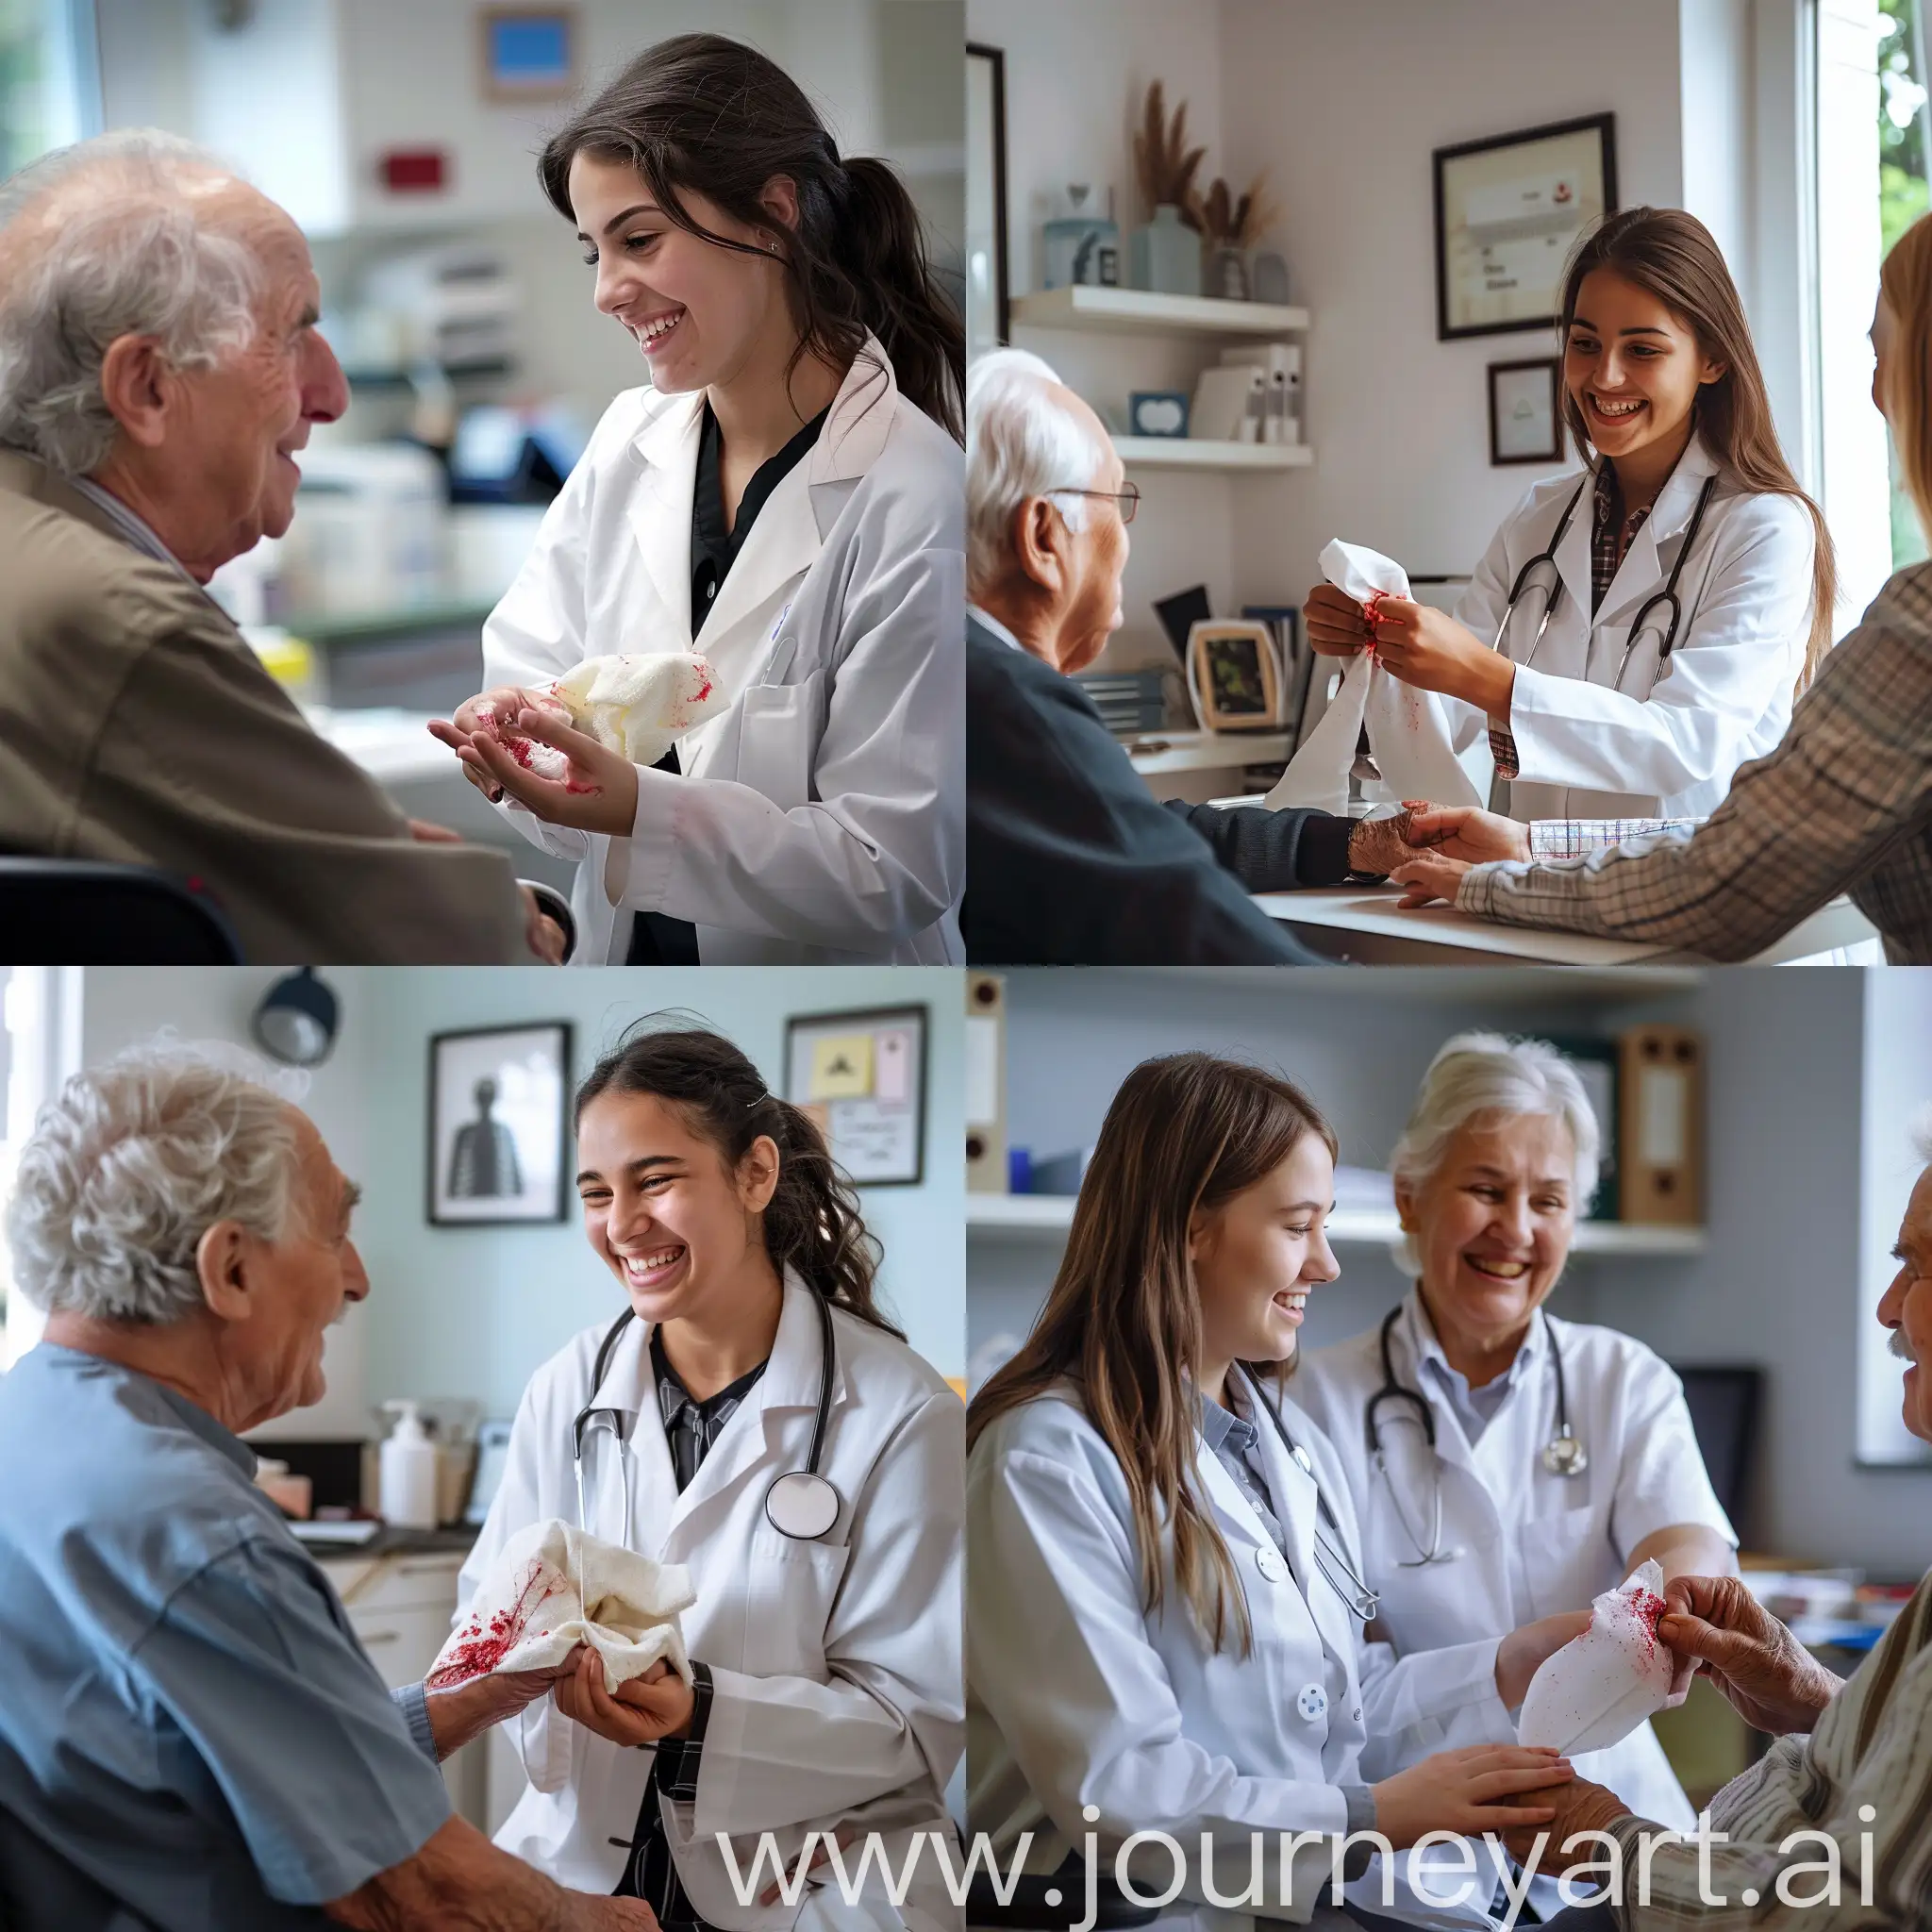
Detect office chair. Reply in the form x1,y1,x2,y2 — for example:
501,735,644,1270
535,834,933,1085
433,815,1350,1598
0,859,242,963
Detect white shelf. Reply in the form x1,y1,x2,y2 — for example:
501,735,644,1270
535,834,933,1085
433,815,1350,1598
1012,286,1309,336
1115,436,1312,472
1125,728,1291,775
967,1192,1707,1257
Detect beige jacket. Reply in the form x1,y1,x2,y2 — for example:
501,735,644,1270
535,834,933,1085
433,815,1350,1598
0,452,532,962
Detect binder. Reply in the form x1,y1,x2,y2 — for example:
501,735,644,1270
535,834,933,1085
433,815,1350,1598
966,973,1007,1193
1618,1025,1703,1224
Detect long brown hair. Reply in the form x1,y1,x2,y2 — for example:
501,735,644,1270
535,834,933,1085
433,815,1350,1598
969,1054,1337,1655
540,33,963,441
1881,210,1932,540
575,1021,902,1337
1557,207,1838,691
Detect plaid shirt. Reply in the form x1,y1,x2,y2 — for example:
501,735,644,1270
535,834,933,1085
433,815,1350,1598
1459,561,1932,962
1602,1566,1932,1932
1490,464,1651,783
613,1334,769,1927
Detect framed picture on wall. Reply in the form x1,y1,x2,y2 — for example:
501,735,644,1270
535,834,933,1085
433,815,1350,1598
784,1006,927,1187
427,1022,571,1226
1434,113,1616,340
479,7,579,103
966,43,1011,353
1488,357,1564,464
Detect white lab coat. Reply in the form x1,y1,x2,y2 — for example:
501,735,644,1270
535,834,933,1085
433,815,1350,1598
1294,1293,1737,1847
482,337,964,965
968,1380,1522,1932
1446,435,1816,821
461,1275,965,1931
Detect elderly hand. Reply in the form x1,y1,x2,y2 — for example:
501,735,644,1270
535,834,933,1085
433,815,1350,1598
422,1648,587,1760
1401,804,1532,865
1495,1608,1594,1710
1371,1745,1572,1849
1345,808,1417,878
1657,1575,1844,1736
520,887,568,964
1500,1776,1632,1874
1305,583,1373,658
552,1654,695,1749
454,708,641,838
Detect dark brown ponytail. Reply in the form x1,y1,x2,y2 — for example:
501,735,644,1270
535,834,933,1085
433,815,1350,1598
575,1020,902,1338
539,32,964,441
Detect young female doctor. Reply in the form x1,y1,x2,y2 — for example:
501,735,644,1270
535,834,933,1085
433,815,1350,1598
1294,1036,1735,1912
430,34,964,966
1304,208,1837,822
967,1053,1589,1932
450,1027,963,1931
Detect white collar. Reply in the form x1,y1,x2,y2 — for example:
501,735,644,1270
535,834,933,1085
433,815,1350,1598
967,604,1026,653
1402,1286,1547,1394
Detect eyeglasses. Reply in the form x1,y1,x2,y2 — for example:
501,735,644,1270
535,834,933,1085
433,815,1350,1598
1046,483,1141,525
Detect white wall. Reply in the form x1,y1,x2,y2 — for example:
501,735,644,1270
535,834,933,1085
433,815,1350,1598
71,967,965,1444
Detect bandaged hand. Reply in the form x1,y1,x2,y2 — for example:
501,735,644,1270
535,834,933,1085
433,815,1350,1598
552,1652,694,1748
458,708,641,837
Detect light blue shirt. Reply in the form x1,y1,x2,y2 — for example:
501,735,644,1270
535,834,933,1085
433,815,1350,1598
0,1345,451,1930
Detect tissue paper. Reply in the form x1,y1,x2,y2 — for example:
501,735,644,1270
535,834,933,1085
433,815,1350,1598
488,651,724,779
1263,541,1481,815
1518,1560,1676,1756
426,1518,695,1695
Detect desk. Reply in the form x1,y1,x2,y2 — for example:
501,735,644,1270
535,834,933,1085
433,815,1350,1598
1256,884,1882,965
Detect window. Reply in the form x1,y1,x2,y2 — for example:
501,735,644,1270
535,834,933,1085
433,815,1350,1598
0,0,99,179
1,968,80,1370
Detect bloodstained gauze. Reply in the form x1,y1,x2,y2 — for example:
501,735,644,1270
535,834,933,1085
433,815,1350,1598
425,1560,561,1688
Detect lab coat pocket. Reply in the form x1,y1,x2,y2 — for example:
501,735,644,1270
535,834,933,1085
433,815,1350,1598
1521,1502,1607,1620
735,668,824,810
741,1528,850,1677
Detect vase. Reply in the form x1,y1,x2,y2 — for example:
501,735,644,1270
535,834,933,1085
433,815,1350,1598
1208,245,1250,301
1129,204,1201,297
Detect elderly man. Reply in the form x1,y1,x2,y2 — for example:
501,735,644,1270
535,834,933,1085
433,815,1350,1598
0,1043,651,1931
964,348,1414,964
0,130,560,963
1496,1141,1932,1932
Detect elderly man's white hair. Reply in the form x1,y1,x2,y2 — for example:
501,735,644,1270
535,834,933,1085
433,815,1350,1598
0,129,264,477
5,1040,312,1326
966,346,1110,597
1388,1032,1602,1278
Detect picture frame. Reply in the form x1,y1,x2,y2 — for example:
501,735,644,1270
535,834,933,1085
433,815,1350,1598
1488,357,1564,465
427,1022,571,1226
1433,113,1616,341
479,7,578,105
965,43,1011,355
1128,390,1190,438
1187,620,1282,733
784,1006,927,1188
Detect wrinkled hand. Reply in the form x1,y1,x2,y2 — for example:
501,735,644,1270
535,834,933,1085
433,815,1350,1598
1402,804,1532,865
1500,1777,1631,1873
552,1654,696,1749
1495,1608,1594,1710
453,707,641,837
1657,1576,1844,1736
1305,583,1373,658
422,1646,586,1758
1367,601,1510,710
1389,853,1473,908
430,686,549,803
1345,808,1417,877
520,887,568,964
1372,1745,1572,1850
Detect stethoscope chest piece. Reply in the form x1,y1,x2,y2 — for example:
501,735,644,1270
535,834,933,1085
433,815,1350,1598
764,1469,841,1540
1541,1432,1589,1478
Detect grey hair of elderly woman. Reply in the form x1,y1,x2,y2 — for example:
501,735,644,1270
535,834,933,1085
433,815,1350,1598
965,346,1110,598
1388,1032,1603,1279
5,1042,309,1326
0,129,265,477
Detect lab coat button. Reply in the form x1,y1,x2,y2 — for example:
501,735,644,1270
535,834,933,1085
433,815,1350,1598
1255,1546,1286,1582
1296,1684,1328,1721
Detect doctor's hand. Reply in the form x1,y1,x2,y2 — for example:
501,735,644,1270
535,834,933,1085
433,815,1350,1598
1657,1575,1845,1736
430,686,551,804
1401,804,1532,865
458,708,641,838
1388,853,1473,909
1367,602,1516,715
1494,1608,1594,1709
1498,1775,1632,1873
1371,1745,1573,1848
553,1654,696,1748
1304,584,1374,657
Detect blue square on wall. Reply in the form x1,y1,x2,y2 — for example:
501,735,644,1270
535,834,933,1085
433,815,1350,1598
488,15,572,89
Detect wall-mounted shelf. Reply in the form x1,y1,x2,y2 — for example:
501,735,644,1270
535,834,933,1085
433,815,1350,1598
1115,436,1312,472
966,1192,1707,1257
1124,728,1291,775
1012,286,1309,336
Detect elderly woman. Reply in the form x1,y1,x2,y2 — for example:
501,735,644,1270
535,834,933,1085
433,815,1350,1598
1296,1034,1738,1887
0,1041,650,1932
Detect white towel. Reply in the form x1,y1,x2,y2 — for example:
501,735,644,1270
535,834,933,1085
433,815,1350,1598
490,652,725,779
1518,1559,1677,1756
426,1518,695,1695
1264,541,1481,814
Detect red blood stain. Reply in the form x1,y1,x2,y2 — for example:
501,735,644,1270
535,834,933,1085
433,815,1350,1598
425,1560,561,1688
1361,591,1389,643
693,679,713,703
1630,1587,1667,1662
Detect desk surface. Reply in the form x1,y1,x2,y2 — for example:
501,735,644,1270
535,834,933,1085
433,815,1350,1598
1256,884,1881,966
311,706,454,786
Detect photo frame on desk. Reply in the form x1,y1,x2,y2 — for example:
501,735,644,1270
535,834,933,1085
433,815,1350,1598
1187,621,1281,733
785,1006,927,1188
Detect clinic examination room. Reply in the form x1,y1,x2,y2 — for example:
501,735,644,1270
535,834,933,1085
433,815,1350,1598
0,0,966,966
960,0,1932,969
0,962,968,1927
962,964,1932,1929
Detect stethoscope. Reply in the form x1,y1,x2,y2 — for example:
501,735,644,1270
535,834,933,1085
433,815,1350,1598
1241,1365,1381,1624
1366,1305,1588,1569
570,1289,843,1543
1495,467,1720,693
